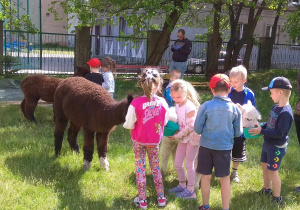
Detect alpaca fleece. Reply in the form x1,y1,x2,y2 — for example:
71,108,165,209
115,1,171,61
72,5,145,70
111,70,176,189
53,77,133,171
20,66,90,123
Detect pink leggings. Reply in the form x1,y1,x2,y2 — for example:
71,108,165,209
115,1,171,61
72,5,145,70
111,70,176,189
133,142,164,200
174,142,199,187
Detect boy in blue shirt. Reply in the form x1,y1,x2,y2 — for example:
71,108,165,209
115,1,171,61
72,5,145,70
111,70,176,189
228,65,256,183
249,77,294,206
194,74,242,210
160,69,181,174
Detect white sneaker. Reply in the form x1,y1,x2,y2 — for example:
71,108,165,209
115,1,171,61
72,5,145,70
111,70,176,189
157,195,167,207
134,197,147,209
230,171,240,183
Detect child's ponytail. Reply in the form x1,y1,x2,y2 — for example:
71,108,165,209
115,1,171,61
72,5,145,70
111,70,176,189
138,69,162,101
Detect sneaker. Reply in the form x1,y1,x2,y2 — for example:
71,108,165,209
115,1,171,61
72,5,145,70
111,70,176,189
257,188,272,195
168,185,185,194
198,205,210,210
176,188,196,199
230,171,240,183
272,196,283,207
157,195,167,207
134,197,147,209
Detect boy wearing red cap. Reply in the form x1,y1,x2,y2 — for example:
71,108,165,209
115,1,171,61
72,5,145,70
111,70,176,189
194,74,243,210
85,58,104,85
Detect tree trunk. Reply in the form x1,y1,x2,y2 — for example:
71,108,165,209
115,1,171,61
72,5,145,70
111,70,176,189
243,37,254,72
206,2,223,81
225,0,266,72
75,26,91,70
0,20,3,74
224,3,243,72
145,0,188,66
264,2,283,69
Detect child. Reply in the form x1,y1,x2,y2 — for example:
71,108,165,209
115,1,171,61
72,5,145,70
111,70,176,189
160,69,181,174
228,65,256,183
123,68,169,209
101,57,116,98
194,74,242,210
168,79,201,199
249,77,294,206
85,58,104,85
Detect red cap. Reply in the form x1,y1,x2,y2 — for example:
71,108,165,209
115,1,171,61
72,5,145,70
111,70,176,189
87,58,101,68
209,73,230,89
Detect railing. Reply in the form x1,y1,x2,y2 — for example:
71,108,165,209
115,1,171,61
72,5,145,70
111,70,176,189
4,30,75,74
3,31,300,75
271,44,300,70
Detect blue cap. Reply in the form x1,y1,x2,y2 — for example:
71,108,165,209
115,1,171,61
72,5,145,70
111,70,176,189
262,77,292,91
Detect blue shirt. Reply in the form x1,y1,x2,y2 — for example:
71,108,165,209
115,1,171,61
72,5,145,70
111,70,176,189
228,86,256,108
261,104,294,146
194,95,243,150
163,84,175,107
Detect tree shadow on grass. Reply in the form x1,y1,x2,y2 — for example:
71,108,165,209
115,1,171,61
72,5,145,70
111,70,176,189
4,154,134,210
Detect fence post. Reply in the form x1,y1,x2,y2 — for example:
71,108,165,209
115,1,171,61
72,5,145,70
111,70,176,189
75,26,91,70
0,20,3,74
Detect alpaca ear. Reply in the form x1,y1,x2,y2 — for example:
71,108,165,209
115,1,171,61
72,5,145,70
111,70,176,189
127,94,134,103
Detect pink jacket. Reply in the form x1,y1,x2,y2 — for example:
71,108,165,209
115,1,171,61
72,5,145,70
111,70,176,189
123,95,169,146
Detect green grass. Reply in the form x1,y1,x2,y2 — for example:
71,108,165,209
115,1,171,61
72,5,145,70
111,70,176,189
0,69,300,209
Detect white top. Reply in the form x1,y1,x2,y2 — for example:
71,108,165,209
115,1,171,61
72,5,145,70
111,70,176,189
102,71,115,93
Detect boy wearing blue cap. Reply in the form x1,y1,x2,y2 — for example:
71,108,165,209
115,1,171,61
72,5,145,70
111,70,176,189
249,76,294,206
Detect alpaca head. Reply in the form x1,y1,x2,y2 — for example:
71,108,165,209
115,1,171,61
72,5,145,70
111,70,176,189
73,66,90,77
237,101,261,128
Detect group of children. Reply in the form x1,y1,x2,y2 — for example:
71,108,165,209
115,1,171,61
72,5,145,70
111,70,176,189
86,57,116,98
120,64,294,210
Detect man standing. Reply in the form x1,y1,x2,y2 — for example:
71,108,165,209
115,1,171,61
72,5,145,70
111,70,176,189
170,29,192,79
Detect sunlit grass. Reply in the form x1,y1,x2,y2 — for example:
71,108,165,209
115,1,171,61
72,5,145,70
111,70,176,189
0,69,299,209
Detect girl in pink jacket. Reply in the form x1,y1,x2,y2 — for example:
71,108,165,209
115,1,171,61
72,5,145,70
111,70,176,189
123,69,169,209
168,79,201,199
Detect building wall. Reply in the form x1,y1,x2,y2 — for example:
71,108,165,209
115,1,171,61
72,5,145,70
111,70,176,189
42,0,67,34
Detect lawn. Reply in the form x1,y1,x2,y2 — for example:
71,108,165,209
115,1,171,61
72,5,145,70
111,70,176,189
0,69,300,210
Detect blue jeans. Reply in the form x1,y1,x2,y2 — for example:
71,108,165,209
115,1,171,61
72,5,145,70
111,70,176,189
169,61,187,79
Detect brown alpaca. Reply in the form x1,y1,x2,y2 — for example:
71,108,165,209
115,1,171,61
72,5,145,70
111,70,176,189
53,77,133,171
20,66,90,123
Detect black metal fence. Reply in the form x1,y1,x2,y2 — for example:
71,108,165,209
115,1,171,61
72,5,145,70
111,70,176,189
2,30,300,74
4,30,75,74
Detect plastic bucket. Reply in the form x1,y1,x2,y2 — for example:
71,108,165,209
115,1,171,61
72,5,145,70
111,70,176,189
243,127,261,139
163,121,179,137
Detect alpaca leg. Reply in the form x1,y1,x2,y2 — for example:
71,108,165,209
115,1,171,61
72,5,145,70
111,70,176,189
54,112,68,156
82,129,95,171
96,132,110,171
67,122,81,153
20,99,27,118
24,96,39,123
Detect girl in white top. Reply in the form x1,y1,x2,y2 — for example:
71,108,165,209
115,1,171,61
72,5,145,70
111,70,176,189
101,57,116,98
168,79,201,199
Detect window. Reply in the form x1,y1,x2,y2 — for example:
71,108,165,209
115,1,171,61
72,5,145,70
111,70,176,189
106,19,112,36
265,25,280,44
235,23,248,40
119,17,127,35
